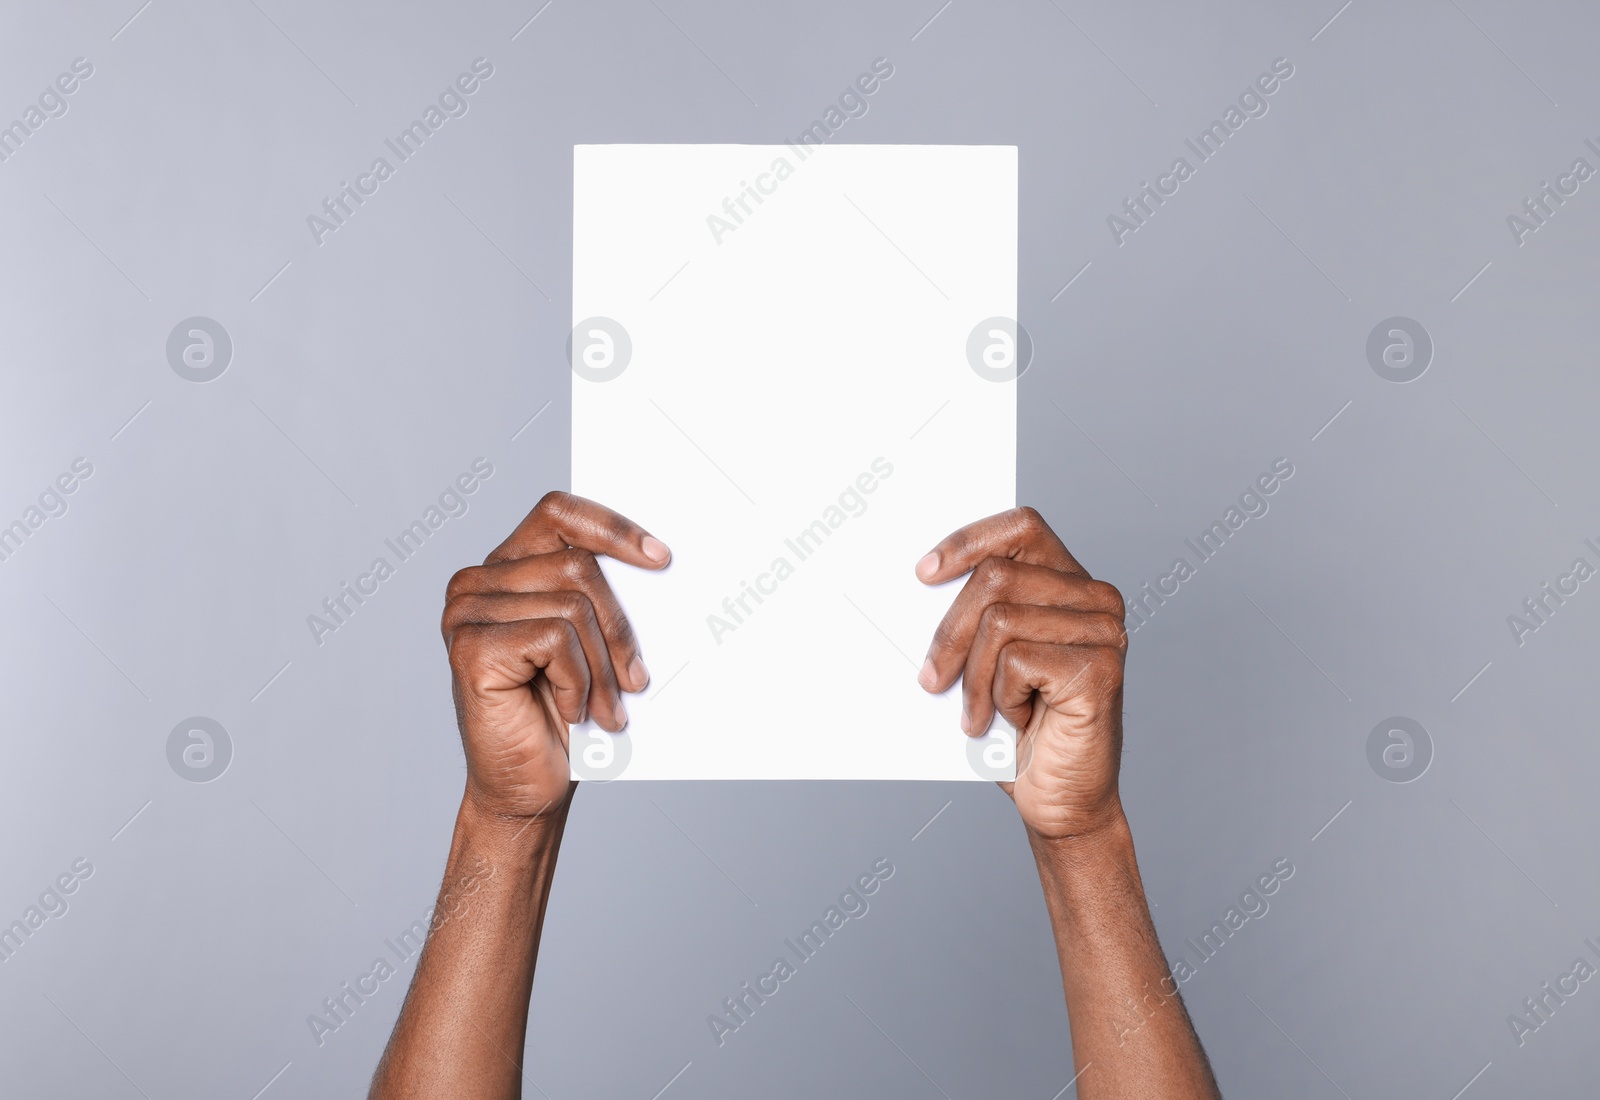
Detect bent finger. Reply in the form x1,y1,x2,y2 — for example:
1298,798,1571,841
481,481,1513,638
921,562,1124,693
447,549,648,692
960,605,1126,735
992,641,1123,734
916,506,1083,586
448,618,593,730
487,490,671,571
442,591,626,729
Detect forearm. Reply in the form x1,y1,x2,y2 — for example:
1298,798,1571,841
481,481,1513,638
370,795,569,1099
1031,808,1220,1099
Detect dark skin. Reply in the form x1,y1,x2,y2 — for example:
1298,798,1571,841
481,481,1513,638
369,492,1221,1099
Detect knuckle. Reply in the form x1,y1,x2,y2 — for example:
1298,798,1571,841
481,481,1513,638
447,623,489,672
997,640,1029,677
1014,505,1047,534
972,556,1010,593
439,593,474,635
535,490,570,518
1089,645,1126,681
1086,580,1126,620
555,589,590,621
445,566,480,602
561,547,601,584
977,602,1015,642
549,616,579,653
1085,612,1129,651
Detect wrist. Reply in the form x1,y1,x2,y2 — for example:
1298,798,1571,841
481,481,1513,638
456,786,571,867
1027,804,1141,914
1023,791,1128,847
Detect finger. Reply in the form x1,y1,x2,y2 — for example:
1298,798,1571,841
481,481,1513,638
449,618,593,730
992,641,1123,734
960,604,1126,734
486,491,670,570
442,591,626,730
919,562,1123,692
448,549,649,692
915,506,1083,586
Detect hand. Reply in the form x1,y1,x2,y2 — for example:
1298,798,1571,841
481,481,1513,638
441,492,670,820
916,507,1128,841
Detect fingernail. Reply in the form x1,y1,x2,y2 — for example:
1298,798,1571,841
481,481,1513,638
642,536,671,563
615,700,629,728
915,551,939,580
959,708,971,734
918,657,937,691
628,655,649,690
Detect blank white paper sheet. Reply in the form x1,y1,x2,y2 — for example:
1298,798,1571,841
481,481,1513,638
571,143,1016,781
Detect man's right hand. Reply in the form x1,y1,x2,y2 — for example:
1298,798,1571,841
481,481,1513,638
440,491,670,821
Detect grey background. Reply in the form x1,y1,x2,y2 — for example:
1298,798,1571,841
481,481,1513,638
1,0,1596,1096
